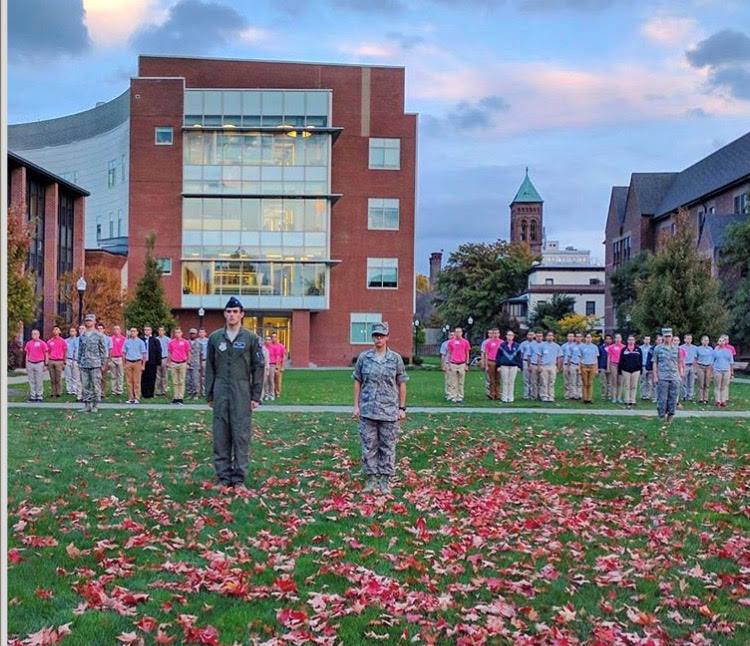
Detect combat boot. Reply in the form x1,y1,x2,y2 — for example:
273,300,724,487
379,476,392,495
363,475,379,493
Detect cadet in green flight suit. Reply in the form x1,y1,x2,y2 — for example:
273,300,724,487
205,297,265,488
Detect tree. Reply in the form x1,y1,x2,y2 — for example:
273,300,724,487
7,207,38,336
631,211,728,338
528,294,575,331
123,234,176,331
57,266,127,328
433,240,534,344
415,274,430,294
609,252,652,330
719,217,750,348
557,313,599,336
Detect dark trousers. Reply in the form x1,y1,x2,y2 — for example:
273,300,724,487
212,399,251,484
141,362,158,398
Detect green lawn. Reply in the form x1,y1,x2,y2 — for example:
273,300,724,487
8,367,750,411
7,409,750,644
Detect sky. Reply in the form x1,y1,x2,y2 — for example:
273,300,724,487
8,0,750,273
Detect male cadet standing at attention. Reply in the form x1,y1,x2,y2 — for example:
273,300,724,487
353,322,408,495
108,325,126,397
445,327,471,403
78,314,108,412
519,330,535,400
187,328,202,399
141,325,162,399
680,333,698,402
439,331,455,401
96,322,111,396
539,331,562,402
560,333,575,399
206,297,264,489
156,326,171,396
65,326,81,399
653,327,682,424
639,335,653,401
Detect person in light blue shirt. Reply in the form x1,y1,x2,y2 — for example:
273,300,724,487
578,333,600,404
694,336,714,404
539,331,562,402
156,326,171,397
566,333,583,399
519,331,535,400
712,335,733,407
638,335,652,401
439,331,454,401
123,328,147,404
65,327,81,398
560,333,574,399
679,334,698,401
529,331,544,400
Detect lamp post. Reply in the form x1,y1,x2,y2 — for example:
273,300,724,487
76,276,87,325
467,316,474,345
413,319,420,357
198,307,205,329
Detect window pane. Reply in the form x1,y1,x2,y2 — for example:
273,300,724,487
306,91,329,118
204,91,222,115
242,91,261,116
223,91,242,114
184,91,203,115
284,91,305,118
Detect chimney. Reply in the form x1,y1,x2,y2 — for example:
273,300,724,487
429,250,443,287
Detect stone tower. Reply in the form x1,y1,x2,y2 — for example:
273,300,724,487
510,168,543,256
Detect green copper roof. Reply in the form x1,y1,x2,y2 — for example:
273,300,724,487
511,168,543,204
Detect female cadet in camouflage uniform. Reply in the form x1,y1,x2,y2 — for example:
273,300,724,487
352,322,408,495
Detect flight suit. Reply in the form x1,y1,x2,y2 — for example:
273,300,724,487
206,327,264,485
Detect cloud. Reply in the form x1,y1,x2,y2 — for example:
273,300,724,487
517,0,618,9
9,0,91,61
685,107,709,118
641,15,700,47
386,31,424,49
447,95,511,129
332,0,404,12
130,0,251,54
686,29,750,100
339,41,400,58
82,0,162,46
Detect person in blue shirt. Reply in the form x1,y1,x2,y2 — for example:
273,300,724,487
597,334,612,400
519,331,535,400
679,334,698,402
123,327,147,404
64,326,81,399
96,322,112,398
567,332,583,400
560,333,574,399
539,331,562,402
638,335,652,401
156,326,171,397
694,335,714,404
578,333,600,404
529,331,544,400
439,331,454,401
712,335,734,407
644,334,662,403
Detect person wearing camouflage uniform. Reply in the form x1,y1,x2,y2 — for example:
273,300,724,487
653,327,683,423
187,328,202,398
77,313,108,413
352,322,408,495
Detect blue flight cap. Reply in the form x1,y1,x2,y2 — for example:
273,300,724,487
224,297,244,311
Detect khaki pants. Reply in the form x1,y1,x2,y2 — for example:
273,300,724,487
48,359,65,396
566,364,582,399
66,358,81,397
695,364,712,402
580,364,598,402
274,366,284,397
125,361,142,401
264,364,276,398
539,364,557,401
530,364,542,400
446,363,467,401
27,362,45,399
170,362,187,400
499,365,518,402
607,363,620,401
713,370,730,404
621,370,639,404
109,356,124,395
522,362,532,399
156,362,169,396
486,361,499,400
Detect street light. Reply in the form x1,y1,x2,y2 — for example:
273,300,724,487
76,276,87,325
198,307,205,329
467,316,474,345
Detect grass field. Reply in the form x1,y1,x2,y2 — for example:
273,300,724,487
7,408,750,644
8,366,750,411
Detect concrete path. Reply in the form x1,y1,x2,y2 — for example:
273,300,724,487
6,401,749,418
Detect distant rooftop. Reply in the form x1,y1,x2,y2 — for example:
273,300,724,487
511,168,543,204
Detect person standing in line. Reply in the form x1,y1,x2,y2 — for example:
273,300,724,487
78,314,108,413
638,335,653,400
198,328,209,397
482,329,502,401
95,323,111,397
497,330,523,403
167,327,191,405
269,332,287,399
618,335,643,409
672,335,686,408
65,326,81,399
606,333,625,404
123,327,147,404
653,328,682,423
567,333,583,400
108,325,126,397
445,327,471,404
725,336,737,358
529,330,544,400
187,328,202,398
578,333,600,404
140,325,162,399
680,334,698,402
598,334,612,400
24,329,48,402
353,322,408,495
645,334,663,403
712,335,734,407
262,334,275,400
46,326,67,398
519,330,535,400
479,330,490,398
561,333,575,399
538,331,562,402
206,297,265,489
440,331,455,401
156,326,171,397
694,335,714,405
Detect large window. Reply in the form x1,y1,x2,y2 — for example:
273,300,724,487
369,138,400,170
368,198,400,230
586,301,596,316
27,178,45,331
107,160,116,188
184,90,330,128
350,313,383,344
734,192,749,214
612,235,631,268
57,193,75,323
367,258,398,289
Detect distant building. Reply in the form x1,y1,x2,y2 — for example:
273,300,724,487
509,168,544,256
429,250,443,287
605,131,750,329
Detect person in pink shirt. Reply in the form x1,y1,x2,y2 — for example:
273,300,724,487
606,333,625,403
24,329,48,402
167,328,191,404
481,328,502,400
446,326,472,403
46,326,67,398
269,332,287,398
108,325,126,397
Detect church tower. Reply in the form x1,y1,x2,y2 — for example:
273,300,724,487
510,168,543,256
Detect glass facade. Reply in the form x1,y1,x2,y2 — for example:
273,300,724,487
27,178,46,332
57,193,75,323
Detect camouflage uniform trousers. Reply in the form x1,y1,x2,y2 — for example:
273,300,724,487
81,367,103,404
358,417,400,477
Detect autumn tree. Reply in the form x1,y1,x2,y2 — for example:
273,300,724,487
433,240,534,344
7,207,38,336
528,294,575,332
631,212,728,338
609,251,652,330
719,217,750,348
57,266,127,328
415,274,430,294
123,234,176,331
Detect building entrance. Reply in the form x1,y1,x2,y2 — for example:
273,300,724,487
242,315,291,351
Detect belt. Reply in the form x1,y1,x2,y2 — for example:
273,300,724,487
49,358,65,362
697,363,712,367
126,359,142,363
685,363,693,366
449,361,466,364
171,360,186,364
111,355,123,359
27,360,44,364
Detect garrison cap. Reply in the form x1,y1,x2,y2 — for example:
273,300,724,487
189,327,198,334
371,322,389,336
84,313,97,322
224,296,244,310
661,327,673,337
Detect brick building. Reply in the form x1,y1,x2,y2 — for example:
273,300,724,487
509,168,544,256
7,152,88,337
604,132,750,330
10,55,417,365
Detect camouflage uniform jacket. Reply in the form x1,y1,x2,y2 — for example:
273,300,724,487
654,344,680,381
353,348,409,422
188,339,202,368
77,331,108,369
